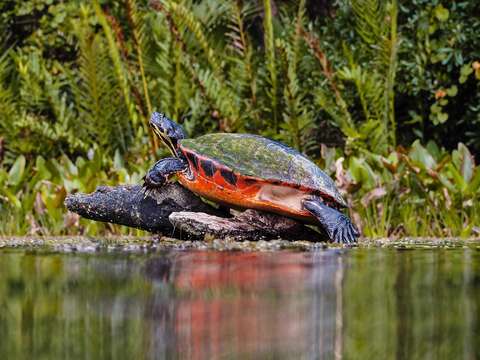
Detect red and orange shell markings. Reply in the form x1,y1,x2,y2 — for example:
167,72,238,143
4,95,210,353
178,148,315,221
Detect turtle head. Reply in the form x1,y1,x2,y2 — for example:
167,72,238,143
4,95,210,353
150,112,186,156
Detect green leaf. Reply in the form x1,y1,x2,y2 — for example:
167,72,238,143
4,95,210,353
434,5,449,22
437,173,456,193
467,169,480,194
35,156,51,180
445,163,467,193
8,155,26,186
446,85,458,97
348,157,376,189
461,63,473,77
113,149,124,170
426,141,441,160
437,112,449,124
409,140,436,170
1,188,21,208
457,143,474,183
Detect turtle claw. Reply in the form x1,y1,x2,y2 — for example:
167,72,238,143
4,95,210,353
334,227,344,244
344,221,359,244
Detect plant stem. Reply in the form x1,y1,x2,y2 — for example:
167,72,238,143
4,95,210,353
386,0,398,147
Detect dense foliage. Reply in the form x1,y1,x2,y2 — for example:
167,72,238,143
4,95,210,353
0,0,479,237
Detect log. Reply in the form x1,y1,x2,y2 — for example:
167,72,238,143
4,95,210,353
65,183,324,241
64,184,219,233
169,209,320,241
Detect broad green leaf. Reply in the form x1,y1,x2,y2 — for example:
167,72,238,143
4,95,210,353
426,141,441,160
8,155,26,186
348,157,376,189
452,143,474,183
458,143,474,183
409,140,436,170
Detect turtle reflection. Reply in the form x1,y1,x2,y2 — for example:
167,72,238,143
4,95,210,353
144,251,345,359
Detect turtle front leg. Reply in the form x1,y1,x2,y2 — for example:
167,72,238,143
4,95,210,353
303,199,359,244
143,157,187,189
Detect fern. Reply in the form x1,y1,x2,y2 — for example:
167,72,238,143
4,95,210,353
225,2,258,93
93,0,140,132
157,0,242,131
166,1,222,76
148,11,178,118
225,1,260,129
188,65,241,130
125,0,159,150
350,0,399,147
351,0,385,46
278,0,314,151
0,50,21,160
71,6,132,154
302,29,357,139
263,0,279,133
126,0,151,111
0,51,15,136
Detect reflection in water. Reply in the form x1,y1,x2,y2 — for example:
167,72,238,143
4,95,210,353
144,251,345,359
0,248,479,359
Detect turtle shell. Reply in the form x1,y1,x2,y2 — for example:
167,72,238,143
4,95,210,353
179,133,347,207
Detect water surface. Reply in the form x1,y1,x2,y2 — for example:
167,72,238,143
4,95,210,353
0,247,478,359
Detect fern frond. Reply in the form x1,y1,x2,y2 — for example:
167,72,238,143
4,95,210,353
278,0,315,151
350,0,385,46
93,0,139,131
0,51,19,153
191,65,241,131
350,0,399,147
384,0,398,146
263,0,279,133
225,0,259,129
71,5,132,153
0,51,15,122
302,29,356,134
155,1,242,131
126,0,158,150
315,89,358,140
126,0,152,116
165,1,222,75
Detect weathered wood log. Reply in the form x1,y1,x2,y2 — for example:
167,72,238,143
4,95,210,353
169,209,321,240
64,184,220,233
65,183,324,241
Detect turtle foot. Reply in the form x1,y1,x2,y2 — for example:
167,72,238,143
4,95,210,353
303,200,359,244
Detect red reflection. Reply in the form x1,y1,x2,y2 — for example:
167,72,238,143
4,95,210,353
148,251,338,359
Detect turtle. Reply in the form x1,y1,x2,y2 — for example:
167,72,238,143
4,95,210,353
143,112,359,243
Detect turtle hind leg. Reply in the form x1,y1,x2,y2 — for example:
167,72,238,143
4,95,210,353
303,199,359,244
143,157,187,189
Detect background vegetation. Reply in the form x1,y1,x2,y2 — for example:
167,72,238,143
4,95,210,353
0,0,479,238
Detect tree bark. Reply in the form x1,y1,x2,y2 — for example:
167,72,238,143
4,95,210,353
65,183,323,241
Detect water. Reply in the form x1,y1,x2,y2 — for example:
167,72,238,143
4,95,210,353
0,247,478,359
